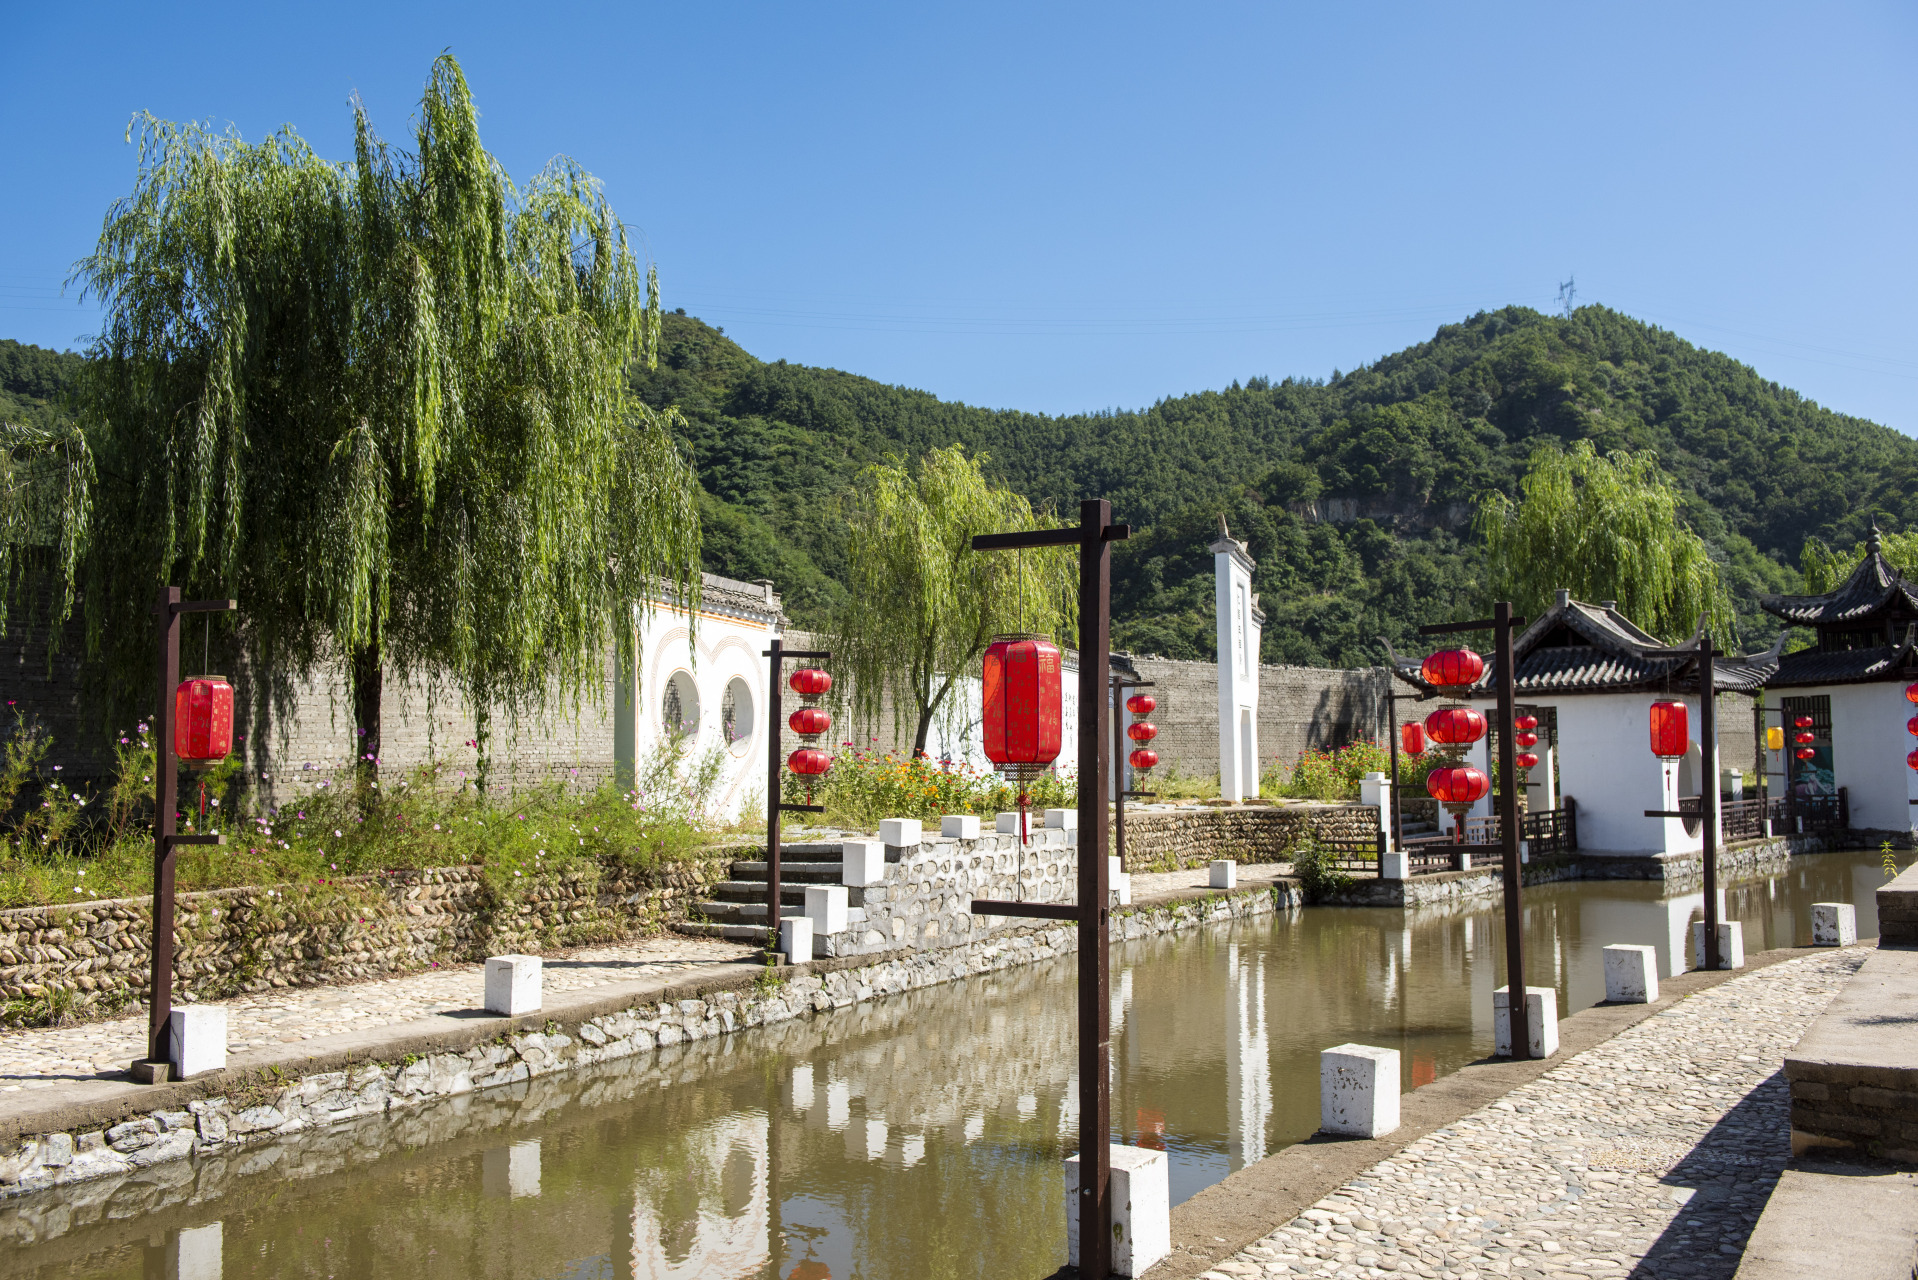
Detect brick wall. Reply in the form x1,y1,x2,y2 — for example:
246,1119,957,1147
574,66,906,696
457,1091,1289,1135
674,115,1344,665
1117,804,1381,872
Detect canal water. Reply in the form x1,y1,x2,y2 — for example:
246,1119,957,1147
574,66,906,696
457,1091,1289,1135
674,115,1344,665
2,850,1898,1280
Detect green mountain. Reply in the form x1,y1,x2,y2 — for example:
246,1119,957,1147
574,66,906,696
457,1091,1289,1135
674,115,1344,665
12,305,1913,667
634,305,1915,663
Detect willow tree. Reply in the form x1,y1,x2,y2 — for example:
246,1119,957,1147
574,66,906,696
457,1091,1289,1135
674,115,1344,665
828,445,1075,757
1800,526,1918,591
46,54,699,774
1475,440,1729,642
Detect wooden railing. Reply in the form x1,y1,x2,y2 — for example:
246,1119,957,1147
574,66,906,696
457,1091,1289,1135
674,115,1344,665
1722,796,1784,842
1456,803,1579,857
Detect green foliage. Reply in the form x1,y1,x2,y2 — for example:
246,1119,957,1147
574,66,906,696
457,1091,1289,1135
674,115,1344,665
0,712,726,910
1271,738,1438,802
783,748,1074,830
1288,831,1353,904
23,55,699,771
1885,839,1899,883
826,444,1075,754
1477,440,1732,643
1803,529,1918,594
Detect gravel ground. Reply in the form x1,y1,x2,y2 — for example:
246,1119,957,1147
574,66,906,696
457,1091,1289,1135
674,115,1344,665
0,934,754,1090
1196,947,1865,1280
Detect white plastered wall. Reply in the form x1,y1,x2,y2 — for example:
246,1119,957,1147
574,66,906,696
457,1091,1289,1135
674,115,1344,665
1528,693,1717,857
1763,683,1918,833
1213,528,1261,802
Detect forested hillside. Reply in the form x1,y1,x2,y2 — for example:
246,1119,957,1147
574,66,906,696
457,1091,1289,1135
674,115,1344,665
633,306,1918,663
12,306,1915,668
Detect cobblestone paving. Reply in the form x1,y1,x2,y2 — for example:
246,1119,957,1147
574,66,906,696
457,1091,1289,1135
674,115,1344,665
0,935,753,1091
1198,948,1864,1280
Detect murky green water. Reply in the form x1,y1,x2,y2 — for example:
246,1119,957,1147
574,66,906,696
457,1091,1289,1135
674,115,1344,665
2,850,1897,1280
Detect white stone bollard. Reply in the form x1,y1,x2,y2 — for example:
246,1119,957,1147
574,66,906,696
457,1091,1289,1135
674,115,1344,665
1812,902,1858,946
175,1222,222,1280
1379,851,1408,880
878,817,922,847
805,884,848,937
1045,808,1079,830
995,811,1024,834
1319,1043,1401,1138
1493,986,1560,1058
484,955,542,1017
841,838,885,886
1066,1144,1171,1277
1691,919,1746,970
1210,859,1237,890
1358,773,1392,839
778,915,814,963
940,814,981,839
1602,944,1659,1003
1112,872,1133,907
167,1005,228,1078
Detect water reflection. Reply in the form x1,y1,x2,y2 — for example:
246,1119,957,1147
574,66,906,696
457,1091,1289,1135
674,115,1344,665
0,851,1897,1280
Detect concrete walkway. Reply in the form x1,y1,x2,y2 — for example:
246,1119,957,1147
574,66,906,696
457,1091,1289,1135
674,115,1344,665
1183,948,1865,1280
0,935,753,1092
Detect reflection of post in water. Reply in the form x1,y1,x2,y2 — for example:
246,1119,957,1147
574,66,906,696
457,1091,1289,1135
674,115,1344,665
1224,942,1272,1168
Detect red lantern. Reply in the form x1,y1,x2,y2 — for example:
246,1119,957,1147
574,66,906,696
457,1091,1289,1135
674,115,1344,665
1907,682,1918,705
1129,748,1159,771
1400,722,1426,756
1514,713,1538,732
1125,693,1156,716
1649,701,1689,760
1421,648,1485,689
1127,720,1158,744
1908,748,1918,772
1794,730,1815,746
788,748,832,776
1426,764,1490,807
789,668,832,699
1794,714,1814,729
1515,731,1539,749
1515,751,1540,769
1425,705,1487,745
789,707,832,737
1796,746,1816,761
983,635,1063,775
174,676,234,765
1907,715,1918,737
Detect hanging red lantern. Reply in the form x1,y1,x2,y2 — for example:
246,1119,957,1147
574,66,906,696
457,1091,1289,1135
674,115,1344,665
1421,648,1485,689
1125,693,1156,716
1908,682,1918,705
1514,713,1538,732
787,748,832,776
174,675,234,766
1794,714,1814,729
1426,764,1490,807
1425,705,1487,745
983,636,1064,771
1515,730,1539,749
1400,722,1426,756
1908,749,1918,772
1649,701,1689,760
1794,730,1815,746
789,668,832,699
1796,746,1816,761
1515,751,1540,769
1127,720,1158,744
1907,714,1918,737
789,707,832,737
1129,747,1159,771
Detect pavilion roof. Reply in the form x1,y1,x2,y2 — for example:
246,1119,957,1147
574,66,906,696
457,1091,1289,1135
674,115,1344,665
1386,594,1780,699
1769,625,1918,688
1758,531,1918,626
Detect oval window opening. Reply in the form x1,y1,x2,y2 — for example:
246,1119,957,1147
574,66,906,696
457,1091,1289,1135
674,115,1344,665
662,671,700,739
721,677,755,748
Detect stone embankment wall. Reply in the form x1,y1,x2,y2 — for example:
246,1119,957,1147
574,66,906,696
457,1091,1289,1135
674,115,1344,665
0,856,731,1023
1118,804,1380,873
0,881,1295,1200
827,826,1075,959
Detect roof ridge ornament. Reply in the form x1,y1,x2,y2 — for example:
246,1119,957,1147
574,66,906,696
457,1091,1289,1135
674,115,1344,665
1869,520,1884,557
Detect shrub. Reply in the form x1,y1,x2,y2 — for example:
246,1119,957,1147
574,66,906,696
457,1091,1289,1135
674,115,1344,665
1271,738,1446,803
1288,831,1353,903
782,747,1075,829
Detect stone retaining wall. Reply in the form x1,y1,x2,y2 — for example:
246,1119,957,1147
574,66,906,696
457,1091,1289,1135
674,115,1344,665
0,856,733,1025
1118,804,1380,873
826,826,1076,959
0,880,1295,1201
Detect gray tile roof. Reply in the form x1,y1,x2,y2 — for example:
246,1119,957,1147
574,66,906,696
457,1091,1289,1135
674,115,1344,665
1769,628,1918,688
1758,538,1918,626
1386,595,1779,698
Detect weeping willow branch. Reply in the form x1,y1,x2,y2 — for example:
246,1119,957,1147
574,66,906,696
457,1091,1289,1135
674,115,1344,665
33,53,699,766
826,445,1075,757
1475,440,1730,643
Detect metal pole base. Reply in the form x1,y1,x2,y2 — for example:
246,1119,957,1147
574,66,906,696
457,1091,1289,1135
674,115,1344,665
128,1059,172,1085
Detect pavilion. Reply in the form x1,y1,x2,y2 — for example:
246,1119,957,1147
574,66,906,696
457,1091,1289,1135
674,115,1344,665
1758,528,1918,836
1388,590,1781,858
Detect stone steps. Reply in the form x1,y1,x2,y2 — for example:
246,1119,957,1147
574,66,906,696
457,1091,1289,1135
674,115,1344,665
689,900,805,924
709,880,812,905
672,920,778,943
726,860,845,883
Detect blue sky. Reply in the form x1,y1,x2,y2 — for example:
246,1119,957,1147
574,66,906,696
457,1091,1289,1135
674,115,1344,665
4,2,1914,429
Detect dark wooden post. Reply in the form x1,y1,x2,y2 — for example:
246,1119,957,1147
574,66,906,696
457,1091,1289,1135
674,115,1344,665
1493,602,1531,1059
134,589,234,1083
967,499,1128,1278
1699,636,1721,972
